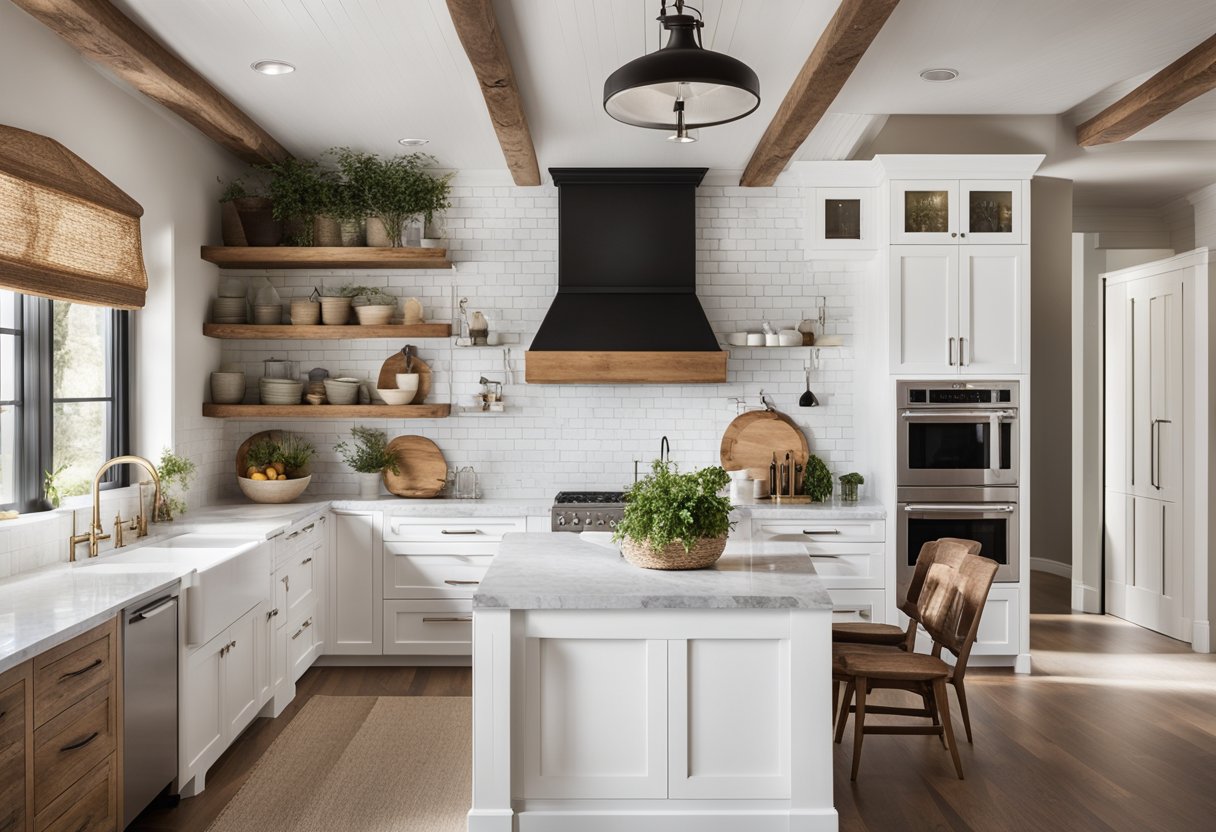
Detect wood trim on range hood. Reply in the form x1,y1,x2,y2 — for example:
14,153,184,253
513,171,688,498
525,351,727,385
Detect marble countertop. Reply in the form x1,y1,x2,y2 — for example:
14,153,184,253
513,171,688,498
474,533,833,611
734,497,886,520
0,564,191,674
328,497,554,517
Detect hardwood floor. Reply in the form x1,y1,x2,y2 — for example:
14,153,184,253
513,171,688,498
131,575,1216,831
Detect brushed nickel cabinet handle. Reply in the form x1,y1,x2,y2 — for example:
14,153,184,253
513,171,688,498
948,337,956,366
443,579,480,586
302,523,315,534
60,731,100,752
802,529,840,535
59,658,102,681
959,336,967,366
301,556,313,565
422,616,473,623
291,627,304,640
441,529,479,535
267,608,279,620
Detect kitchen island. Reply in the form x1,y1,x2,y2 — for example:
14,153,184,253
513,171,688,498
470,533,837,832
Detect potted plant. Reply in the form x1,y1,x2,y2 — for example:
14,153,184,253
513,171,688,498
334,426,400,499
352,287,397,325
839,472,864,502
218,175,281,246
803,455,833,502
419,170,453,248
340,150,433,247
317,282,363,325
42,463,67,511
240,435,315,503
262,157,334,246
613,461,734,570
156,448,197,521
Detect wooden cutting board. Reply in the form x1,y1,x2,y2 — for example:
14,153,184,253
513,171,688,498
383,435,447,498
719,410,809,473
376,353,432,404
236,430,285,477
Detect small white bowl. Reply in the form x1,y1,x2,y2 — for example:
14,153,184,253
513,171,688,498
394,373,420,399
778,329,802,347
323,379,360,405
764,333,780,347
745,333,765,346
376,388,414,405
725,332,748,346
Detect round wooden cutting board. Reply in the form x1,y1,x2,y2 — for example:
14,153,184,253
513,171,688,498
235,430,285,477
719,410,809,473
383,435,447,498
376,353,432,404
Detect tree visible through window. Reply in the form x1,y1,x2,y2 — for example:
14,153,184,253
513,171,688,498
0,290,128,511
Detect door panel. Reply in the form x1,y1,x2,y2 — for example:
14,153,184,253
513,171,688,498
891,180,959,244
960,246,1025,373
961,180,1023,243
890,245,959,373
223,610,259,741
1104,283,1131,492
1103,490,1131,620
329,511,381,654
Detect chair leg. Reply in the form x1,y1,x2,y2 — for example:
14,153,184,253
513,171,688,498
833,680,841,723
934,678,964,780
835,679,855,744
850,676,868,782
953,678,973,743
925,685,946,748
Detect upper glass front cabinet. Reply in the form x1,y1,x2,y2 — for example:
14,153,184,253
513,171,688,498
892,180,1023,244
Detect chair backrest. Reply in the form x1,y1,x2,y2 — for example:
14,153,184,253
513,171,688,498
926,553,999,668
897,538,982,621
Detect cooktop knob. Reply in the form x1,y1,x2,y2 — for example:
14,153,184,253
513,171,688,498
572,516,581,526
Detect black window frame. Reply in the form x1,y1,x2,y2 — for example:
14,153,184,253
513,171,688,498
1,292,130,512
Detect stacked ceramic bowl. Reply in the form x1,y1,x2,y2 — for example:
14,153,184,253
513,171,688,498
213,296,248,323
322,378,361,405
252,304,282,325
259,378,304,405
210,371,246,404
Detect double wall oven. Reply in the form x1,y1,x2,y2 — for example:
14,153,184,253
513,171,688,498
896,380,1020,590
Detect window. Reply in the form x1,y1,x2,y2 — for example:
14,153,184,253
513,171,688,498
0,290,129,511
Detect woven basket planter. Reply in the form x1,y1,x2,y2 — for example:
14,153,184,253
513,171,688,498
619,535,727,571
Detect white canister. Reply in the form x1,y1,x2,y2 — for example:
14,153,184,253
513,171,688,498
764,333,780,347
356,471,382,500
730,478,756,505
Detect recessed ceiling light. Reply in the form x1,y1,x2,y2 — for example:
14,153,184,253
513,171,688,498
251,60,295,76
919,68,959,82
398,138,429,147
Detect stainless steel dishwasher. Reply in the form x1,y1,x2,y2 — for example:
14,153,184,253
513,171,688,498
123,593,179,828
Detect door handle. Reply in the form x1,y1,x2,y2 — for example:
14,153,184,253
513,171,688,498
1152,418,1171,490
948,336,956,366
59,658,102,681
903,504,1016,513
443,579,480,586
130,597,176,622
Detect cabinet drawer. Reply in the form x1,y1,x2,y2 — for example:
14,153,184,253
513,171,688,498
288,612,319,683
384,516,525,543
383,601,473,656
804,543,884,589
276,516,324,569
33,621,114,727
33,687,115,814
0,674,27,832
827,589,887,625
754,519,884,543
383,551,492,599
279,546,319,630
34,753,115,832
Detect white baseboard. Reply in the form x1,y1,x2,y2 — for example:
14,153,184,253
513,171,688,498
1071,582,1101,614
515,810,838,832
1030,557,1072,578
1193,620,1212,654
316,654,471,667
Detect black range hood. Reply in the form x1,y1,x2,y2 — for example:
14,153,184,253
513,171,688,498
526,168,726,384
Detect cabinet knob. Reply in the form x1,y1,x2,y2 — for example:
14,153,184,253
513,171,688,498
960,232,966,237
951,232,958,238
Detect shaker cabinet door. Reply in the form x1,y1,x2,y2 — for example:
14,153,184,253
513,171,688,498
958,245,1026,374
890,245,959,373
329,511,382,654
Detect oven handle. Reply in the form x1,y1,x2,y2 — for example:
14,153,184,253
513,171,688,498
900,410,1017,420
903,504,1016,513
990,413,1001,474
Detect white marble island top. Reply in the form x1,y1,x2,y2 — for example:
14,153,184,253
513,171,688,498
474,533,833,611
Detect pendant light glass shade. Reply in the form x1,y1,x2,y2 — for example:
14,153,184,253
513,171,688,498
604,9,759,131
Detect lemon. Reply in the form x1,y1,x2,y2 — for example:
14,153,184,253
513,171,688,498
250,472,268,481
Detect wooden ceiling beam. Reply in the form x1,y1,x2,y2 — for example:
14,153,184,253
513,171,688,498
10,0,289,165
1077,32,1216,147
445,0,541,186
740,0,900,187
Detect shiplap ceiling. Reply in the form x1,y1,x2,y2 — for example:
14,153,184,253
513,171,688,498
109,0,1216,200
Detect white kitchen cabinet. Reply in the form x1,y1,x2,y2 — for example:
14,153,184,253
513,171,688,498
971,586,1021,656
328,510,382,655
891,244,1026,374
892,179,1025,245
806,186,876,251
383,549,491,600
383,600,474,655
288,612,320,681
181,602,268,794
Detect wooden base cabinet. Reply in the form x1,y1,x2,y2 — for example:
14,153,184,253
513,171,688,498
0,662,31,832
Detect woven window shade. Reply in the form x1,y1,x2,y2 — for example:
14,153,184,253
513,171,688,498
0,125,147,309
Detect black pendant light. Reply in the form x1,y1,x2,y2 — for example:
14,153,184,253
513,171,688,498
603,1,760,142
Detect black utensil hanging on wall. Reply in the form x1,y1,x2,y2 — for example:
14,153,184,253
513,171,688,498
799,363,818,408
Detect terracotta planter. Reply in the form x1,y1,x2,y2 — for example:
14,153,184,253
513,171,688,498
619,536,727,571
233,197,281,246
319,296,352,325
313,214,342,247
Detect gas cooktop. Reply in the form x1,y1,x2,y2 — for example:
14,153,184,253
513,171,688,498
552,491,626,531
554,491,626,505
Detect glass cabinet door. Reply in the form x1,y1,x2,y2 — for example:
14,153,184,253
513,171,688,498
891,180,959,244
961,180,1023,243
806,187,875,251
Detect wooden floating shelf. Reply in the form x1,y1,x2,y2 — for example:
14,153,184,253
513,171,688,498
203,403,451,419
203,323,452,340
200,246,452,270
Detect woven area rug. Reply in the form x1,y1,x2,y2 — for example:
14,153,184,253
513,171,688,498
207,696,471,832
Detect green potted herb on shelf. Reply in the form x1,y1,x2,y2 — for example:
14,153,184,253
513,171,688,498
419,170,454,248
839,472,864,502
262,157,334,246
334,426,400,499
803,454,833,502
613,461,734,571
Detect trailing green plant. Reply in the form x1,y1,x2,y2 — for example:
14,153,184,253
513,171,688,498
613,460,734,552
261,157,333,244
43,463,68,509
839,472,864,487
156,448,197,521
334,426,400,475
803,454,833,502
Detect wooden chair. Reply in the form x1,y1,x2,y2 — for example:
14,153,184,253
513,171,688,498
832,537,982,650
834,553,999,780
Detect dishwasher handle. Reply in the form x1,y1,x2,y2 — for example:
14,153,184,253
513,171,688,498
129,596,177,623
